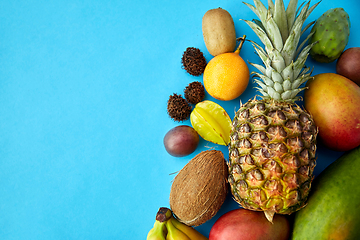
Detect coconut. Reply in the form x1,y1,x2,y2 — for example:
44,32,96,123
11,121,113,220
169,150,228,226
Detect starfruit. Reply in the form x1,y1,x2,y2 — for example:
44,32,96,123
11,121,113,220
190,100,232,145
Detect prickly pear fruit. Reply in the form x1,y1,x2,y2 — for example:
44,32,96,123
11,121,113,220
309,8,350,63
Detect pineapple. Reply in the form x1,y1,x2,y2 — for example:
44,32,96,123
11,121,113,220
228,0,320,222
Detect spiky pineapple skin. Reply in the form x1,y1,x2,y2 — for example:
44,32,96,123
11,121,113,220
228,99,318,215
309,8,350,63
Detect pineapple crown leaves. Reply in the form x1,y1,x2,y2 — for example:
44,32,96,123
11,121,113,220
243,0,320,102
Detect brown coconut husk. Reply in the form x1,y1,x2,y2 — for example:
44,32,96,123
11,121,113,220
169,150,228,226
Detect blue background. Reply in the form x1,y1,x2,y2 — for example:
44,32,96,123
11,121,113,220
0,0,359,239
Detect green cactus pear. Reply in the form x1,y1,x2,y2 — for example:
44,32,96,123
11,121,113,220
309,8,350,63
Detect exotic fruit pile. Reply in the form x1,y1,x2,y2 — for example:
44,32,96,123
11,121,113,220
149,0,360,239
228,0,319,222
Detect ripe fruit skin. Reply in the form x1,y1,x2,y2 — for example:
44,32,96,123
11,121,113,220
292,146,360,240
203,49,249,101
209,209,290,240
336,47,360,86
304,73,360,151
202,8,236,56
163,125,199,157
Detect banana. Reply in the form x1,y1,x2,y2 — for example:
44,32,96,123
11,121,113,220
170,217,208,240
147,220,166,240
148,207,206,240
165,218,191,240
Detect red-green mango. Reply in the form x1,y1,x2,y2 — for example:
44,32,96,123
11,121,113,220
210,209,290,240
304,73,360,151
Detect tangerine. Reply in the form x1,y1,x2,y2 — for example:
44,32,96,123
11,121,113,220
203,36,249,101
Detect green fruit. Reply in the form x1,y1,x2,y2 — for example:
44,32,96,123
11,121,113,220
291,146,360,240
309,8,350,63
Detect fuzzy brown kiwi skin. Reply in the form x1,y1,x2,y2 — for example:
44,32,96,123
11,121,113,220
202,8,236,57
169,150,228,226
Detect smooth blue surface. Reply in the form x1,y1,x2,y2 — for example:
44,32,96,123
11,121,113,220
0,0,359,239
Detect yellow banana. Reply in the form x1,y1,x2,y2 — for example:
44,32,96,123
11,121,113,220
147,220,166,240
165,217,191,240
170,217,208,240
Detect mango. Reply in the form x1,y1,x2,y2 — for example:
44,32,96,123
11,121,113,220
304,73,360,151
210,209,290,240
291,146,360,240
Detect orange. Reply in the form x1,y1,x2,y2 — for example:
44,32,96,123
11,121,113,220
203,36,249,101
